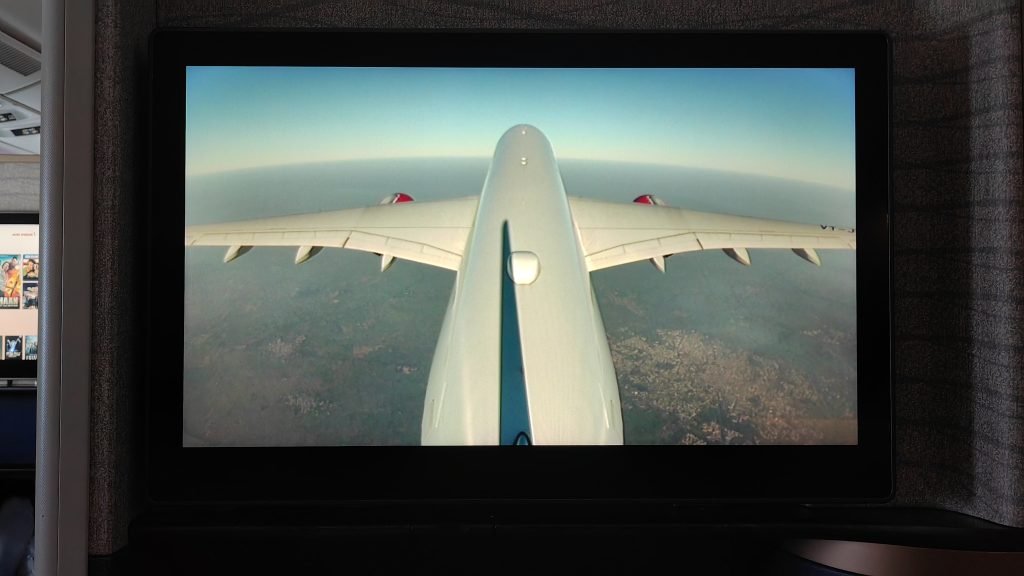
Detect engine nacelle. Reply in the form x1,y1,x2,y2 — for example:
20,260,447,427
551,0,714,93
379,192,415,205
633,194,666,206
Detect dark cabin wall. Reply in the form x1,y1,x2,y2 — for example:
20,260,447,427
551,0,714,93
89,0,1023,556
91,0,155,557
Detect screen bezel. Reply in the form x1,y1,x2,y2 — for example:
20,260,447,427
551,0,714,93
0,212,39,380
149,31,891,502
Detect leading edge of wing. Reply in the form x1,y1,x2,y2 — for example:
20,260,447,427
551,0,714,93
184,196,480,272
568,196,857,272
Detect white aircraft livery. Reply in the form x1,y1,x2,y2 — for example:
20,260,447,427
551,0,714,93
185,125,857,446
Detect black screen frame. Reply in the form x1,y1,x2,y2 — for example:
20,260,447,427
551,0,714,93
148,30,891,503
0,212,39,380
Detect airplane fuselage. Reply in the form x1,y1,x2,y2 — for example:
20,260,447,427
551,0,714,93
421,125,624,445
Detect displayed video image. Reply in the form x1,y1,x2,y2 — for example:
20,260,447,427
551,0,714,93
0,232,39,368
185,67,857,446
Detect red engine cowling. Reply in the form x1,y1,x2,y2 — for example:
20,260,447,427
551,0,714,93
379,192,415,205
633,194,666,206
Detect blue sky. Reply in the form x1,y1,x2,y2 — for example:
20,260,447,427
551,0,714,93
186,67,855,190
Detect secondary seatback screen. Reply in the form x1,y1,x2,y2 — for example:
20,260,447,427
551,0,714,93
184,67,856,447
0,224,39,371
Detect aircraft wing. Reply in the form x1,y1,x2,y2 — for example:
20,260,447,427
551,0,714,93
568,196,856,272
185,196,479,271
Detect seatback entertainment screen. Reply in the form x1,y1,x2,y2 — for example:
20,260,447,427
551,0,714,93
0,219,39,379
184,67,857,447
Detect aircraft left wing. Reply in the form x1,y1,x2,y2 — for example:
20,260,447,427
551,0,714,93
568,196,856,272
185,196,479,271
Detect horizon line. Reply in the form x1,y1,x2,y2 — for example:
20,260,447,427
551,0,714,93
186,155,856,193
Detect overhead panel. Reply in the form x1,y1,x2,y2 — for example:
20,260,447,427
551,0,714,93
7,82,39,111
0,36,39,75
0,30,39,154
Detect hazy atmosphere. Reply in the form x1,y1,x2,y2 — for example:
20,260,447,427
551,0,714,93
187,67,855,189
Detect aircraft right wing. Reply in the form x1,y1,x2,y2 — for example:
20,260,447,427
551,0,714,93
185,196,479,271
568,196,856,272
